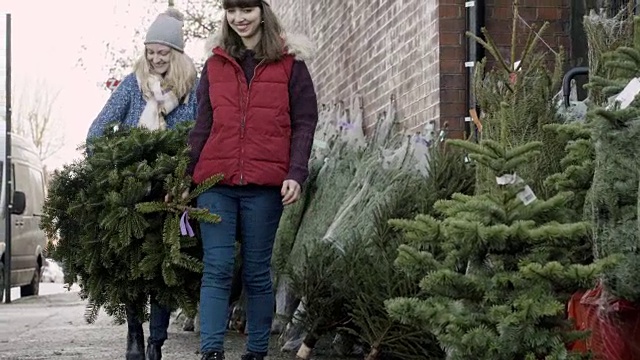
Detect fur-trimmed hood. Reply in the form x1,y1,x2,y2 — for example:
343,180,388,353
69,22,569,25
204,27,316,62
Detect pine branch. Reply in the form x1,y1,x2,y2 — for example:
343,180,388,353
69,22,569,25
510,1,518,67
136,201,171,214
470,29,511,77
84,298,102,324
188,174,225,201
386,117,606,358
44,124,215,323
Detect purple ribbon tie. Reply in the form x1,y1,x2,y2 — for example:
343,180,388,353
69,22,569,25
180,210,195,237
339,121,355,130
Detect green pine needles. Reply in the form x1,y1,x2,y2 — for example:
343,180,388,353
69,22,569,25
42,123,221,323
544,122,595,222
467,3,565,199
585,16,640,302
386,138,617,360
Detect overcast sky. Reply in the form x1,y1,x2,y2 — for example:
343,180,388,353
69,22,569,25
0,0,206,170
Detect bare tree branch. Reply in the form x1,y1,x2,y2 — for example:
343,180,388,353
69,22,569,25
12,78,64,162
183,0,222,38
75,0,223,84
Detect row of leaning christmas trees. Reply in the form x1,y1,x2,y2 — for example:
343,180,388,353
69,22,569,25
41,4,640,360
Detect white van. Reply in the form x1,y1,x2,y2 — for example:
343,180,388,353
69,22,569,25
0,121,47,299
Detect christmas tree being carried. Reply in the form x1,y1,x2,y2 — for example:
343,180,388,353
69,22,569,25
385,134,616,359
42,123,221,323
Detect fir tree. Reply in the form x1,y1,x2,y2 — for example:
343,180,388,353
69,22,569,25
544,122,594,221
342,182,446,360
541,122,595,266
582,6,634,105
287,240,353,357
586,15,640,103
288,145,474,360
585,16,640,302
385,135,616,360
271,158,323,284
468,1,565,198
42,123,220,323
342,145,474,360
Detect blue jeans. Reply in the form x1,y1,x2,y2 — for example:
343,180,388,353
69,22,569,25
198,185,283,355
125,299,171,345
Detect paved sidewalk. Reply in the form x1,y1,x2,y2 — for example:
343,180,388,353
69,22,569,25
0,291,335,360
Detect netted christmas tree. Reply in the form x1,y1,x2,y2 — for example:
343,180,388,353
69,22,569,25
582,7,634,105
340,144,475,360
385,133,617,360
286,139,475,360
542,7,637,269
42,123,221,323
271,157,323,284
584,15,640,303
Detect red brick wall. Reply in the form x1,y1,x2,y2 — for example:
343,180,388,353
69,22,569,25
437,0,571,139
484,0,571,64
270,0,441,132
269,0,571,137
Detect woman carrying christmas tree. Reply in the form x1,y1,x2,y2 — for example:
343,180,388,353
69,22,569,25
186,0,318,359
85,8,198,360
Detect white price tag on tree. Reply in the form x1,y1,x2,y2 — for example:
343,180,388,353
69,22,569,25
517,185,537,206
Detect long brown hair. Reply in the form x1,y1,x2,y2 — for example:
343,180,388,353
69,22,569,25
221,0,284,62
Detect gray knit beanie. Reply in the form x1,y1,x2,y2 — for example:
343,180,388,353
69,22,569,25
145,8,185,52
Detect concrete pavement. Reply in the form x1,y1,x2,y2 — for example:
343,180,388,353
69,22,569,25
0,288,335,360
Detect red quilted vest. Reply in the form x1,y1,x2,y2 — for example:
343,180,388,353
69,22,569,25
193,48,295,186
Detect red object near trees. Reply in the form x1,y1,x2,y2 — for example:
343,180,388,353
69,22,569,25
568,282,640,360
105,78,121,91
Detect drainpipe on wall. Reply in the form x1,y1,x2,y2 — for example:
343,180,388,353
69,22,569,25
465,0,485,142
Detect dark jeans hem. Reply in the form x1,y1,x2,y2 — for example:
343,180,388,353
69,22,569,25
246,350,268,356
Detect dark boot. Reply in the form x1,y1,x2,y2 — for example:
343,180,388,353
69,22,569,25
125,305,145,360
125,329,145,360
147,299,170,360
241,353,264,360
201,351,225,360
146,342,162,360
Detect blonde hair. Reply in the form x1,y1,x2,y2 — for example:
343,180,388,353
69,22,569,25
133,48,197,100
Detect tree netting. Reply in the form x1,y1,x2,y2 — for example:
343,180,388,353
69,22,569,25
274,95,475,359
565,10,640,360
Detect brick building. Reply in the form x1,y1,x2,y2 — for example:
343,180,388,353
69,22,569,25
269,0,581,139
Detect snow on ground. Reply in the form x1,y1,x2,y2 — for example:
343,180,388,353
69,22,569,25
41,258,65,283
2,282,80,303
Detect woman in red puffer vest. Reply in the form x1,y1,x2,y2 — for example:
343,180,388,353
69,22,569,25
186,1,318,359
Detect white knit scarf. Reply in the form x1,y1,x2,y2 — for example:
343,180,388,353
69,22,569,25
137,74,184,131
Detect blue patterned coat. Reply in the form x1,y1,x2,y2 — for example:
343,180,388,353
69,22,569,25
86,73,198,140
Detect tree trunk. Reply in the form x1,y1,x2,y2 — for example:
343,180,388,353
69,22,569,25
365,345,380,360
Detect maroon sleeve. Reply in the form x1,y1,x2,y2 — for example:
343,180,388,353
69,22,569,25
286,60,319,185
187,62,213,177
